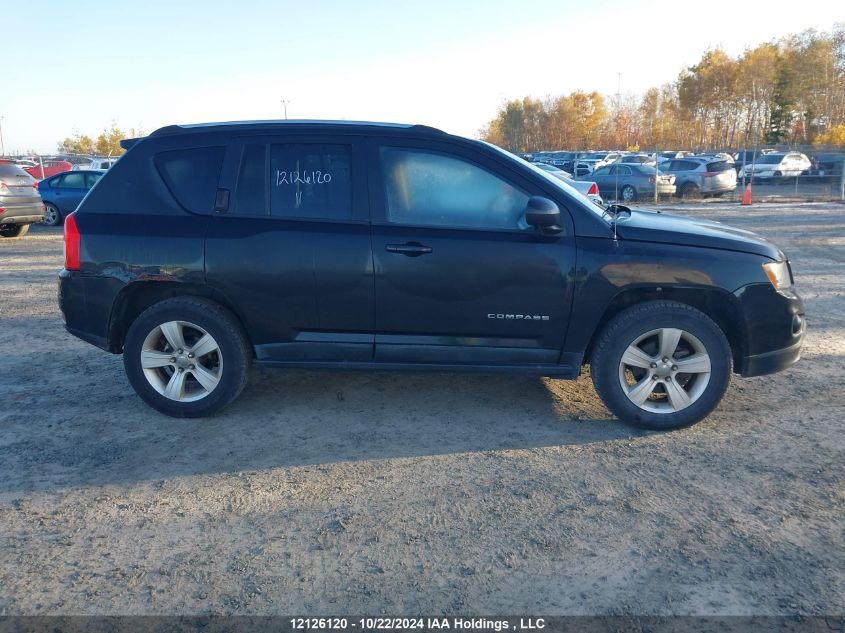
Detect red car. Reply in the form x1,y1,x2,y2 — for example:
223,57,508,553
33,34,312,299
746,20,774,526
23,160,72,180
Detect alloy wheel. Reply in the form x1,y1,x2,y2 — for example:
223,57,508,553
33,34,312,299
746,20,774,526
43,206,60,226
617,328,711,413
140,320,223,402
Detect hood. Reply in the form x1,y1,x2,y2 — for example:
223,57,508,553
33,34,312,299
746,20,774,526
742,163,778,172
615,209,783,260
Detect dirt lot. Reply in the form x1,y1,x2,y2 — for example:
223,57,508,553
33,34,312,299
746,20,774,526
1,203,843,616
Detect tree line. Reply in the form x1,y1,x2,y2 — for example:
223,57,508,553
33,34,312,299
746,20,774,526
57,123,143,157
481,26,845,153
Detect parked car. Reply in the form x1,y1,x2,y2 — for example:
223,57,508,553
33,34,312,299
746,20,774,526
615,154,656,166
807,153,845,181
532,162,573,178
56,155,99,167
581,152,622,171
661,157,737,198
585,163,676,201
530,162,603,205
694,152,734,164
58,120,804,430
0,162,44,238
738,152,811,180
571,160,597,178
733,149,776,174
23,160,72,180
538,151,585,172
39,170,104,226
73,157,119,171
656,151,695,160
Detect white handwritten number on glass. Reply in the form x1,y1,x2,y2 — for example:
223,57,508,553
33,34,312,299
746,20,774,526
275,169,333,208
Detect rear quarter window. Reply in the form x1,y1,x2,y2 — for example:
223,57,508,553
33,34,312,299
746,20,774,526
154,147,225,214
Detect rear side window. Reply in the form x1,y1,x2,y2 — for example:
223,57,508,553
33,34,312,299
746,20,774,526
706,161,733,172
60,172,86,188
154,146,225,214
269,144,351,220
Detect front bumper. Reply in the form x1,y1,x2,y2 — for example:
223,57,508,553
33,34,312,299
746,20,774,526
742,337,803,377
735,282,805,377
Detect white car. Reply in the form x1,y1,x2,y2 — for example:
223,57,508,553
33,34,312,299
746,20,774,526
530,161,604,205
73,157,119,171
662,157,737,197
738,152,811,180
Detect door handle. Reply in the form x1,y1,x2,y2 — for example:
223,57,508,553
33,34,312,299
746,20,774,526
385,242,433,257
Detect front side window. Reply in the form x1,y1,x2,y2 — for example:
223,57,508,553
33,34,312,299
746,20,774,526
269,144,351,220
380,148,529,230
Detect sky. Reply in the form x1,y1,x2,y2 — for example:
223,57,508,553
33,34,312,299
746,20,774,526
1,0,843,154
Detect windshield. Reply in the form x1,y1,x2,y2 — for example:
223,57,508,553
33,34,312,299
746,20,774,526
757,155,784,164
481,142,609,219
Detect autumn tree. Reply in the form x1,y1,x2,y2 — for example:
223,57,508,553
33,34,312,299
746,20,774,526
480,27,845,153
56,123,143,156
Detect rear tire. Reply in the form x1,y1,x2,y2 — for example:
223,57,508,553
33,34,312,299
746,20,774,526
42,203,62,226
591,301,731,430
680,182,699,198
0,224,30,238
123,297,252,417
621,185,637,202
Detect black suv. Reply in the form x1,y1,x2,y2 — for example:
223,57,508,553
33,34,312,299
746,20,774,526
58,121,805,429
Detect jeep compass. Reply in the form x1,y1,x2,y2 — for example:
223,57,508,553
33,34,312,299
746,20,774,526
57,121,805,429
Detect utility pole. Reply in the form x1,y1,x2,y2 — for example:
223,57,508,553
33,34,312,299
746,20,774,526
280,99,290,120
0,116,5,156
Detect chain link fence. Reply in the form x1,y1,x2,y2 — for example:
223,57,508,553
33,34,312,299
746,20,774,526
714,144,844,203
552,145,845,204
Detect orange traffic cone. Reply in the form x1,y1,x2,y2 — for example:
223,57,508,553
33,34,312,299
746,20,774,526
741,183,752,206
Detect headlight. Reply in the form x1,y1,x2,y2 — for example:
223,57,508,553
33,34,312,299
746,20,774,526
763,261,791,290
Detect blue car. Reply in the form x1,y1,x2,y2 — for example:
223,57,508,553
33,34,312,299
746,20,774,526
39,170,104,226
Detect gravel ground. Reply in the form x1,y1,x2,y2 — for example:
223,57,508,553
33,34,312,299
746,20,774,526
0,203,843,616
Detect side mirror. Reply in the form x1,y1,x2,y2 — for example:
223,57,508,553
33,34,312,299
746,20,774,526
525,196,562,235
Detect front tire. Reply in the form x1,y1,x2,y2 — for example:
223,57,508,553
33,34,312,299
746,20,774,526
591,301,731,430
0,224,30,238
123,297,252,417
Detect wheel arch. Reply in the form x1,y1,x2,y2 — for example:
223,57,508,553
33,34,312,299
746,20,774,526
107,281,253,354
584,285,746,372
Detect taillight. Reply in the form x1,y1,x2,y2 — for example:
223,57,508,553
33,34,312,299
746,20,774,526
0,207,5,215
588,183,598,195
701,172,715,177
33,181,39,189
64,212,81,270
